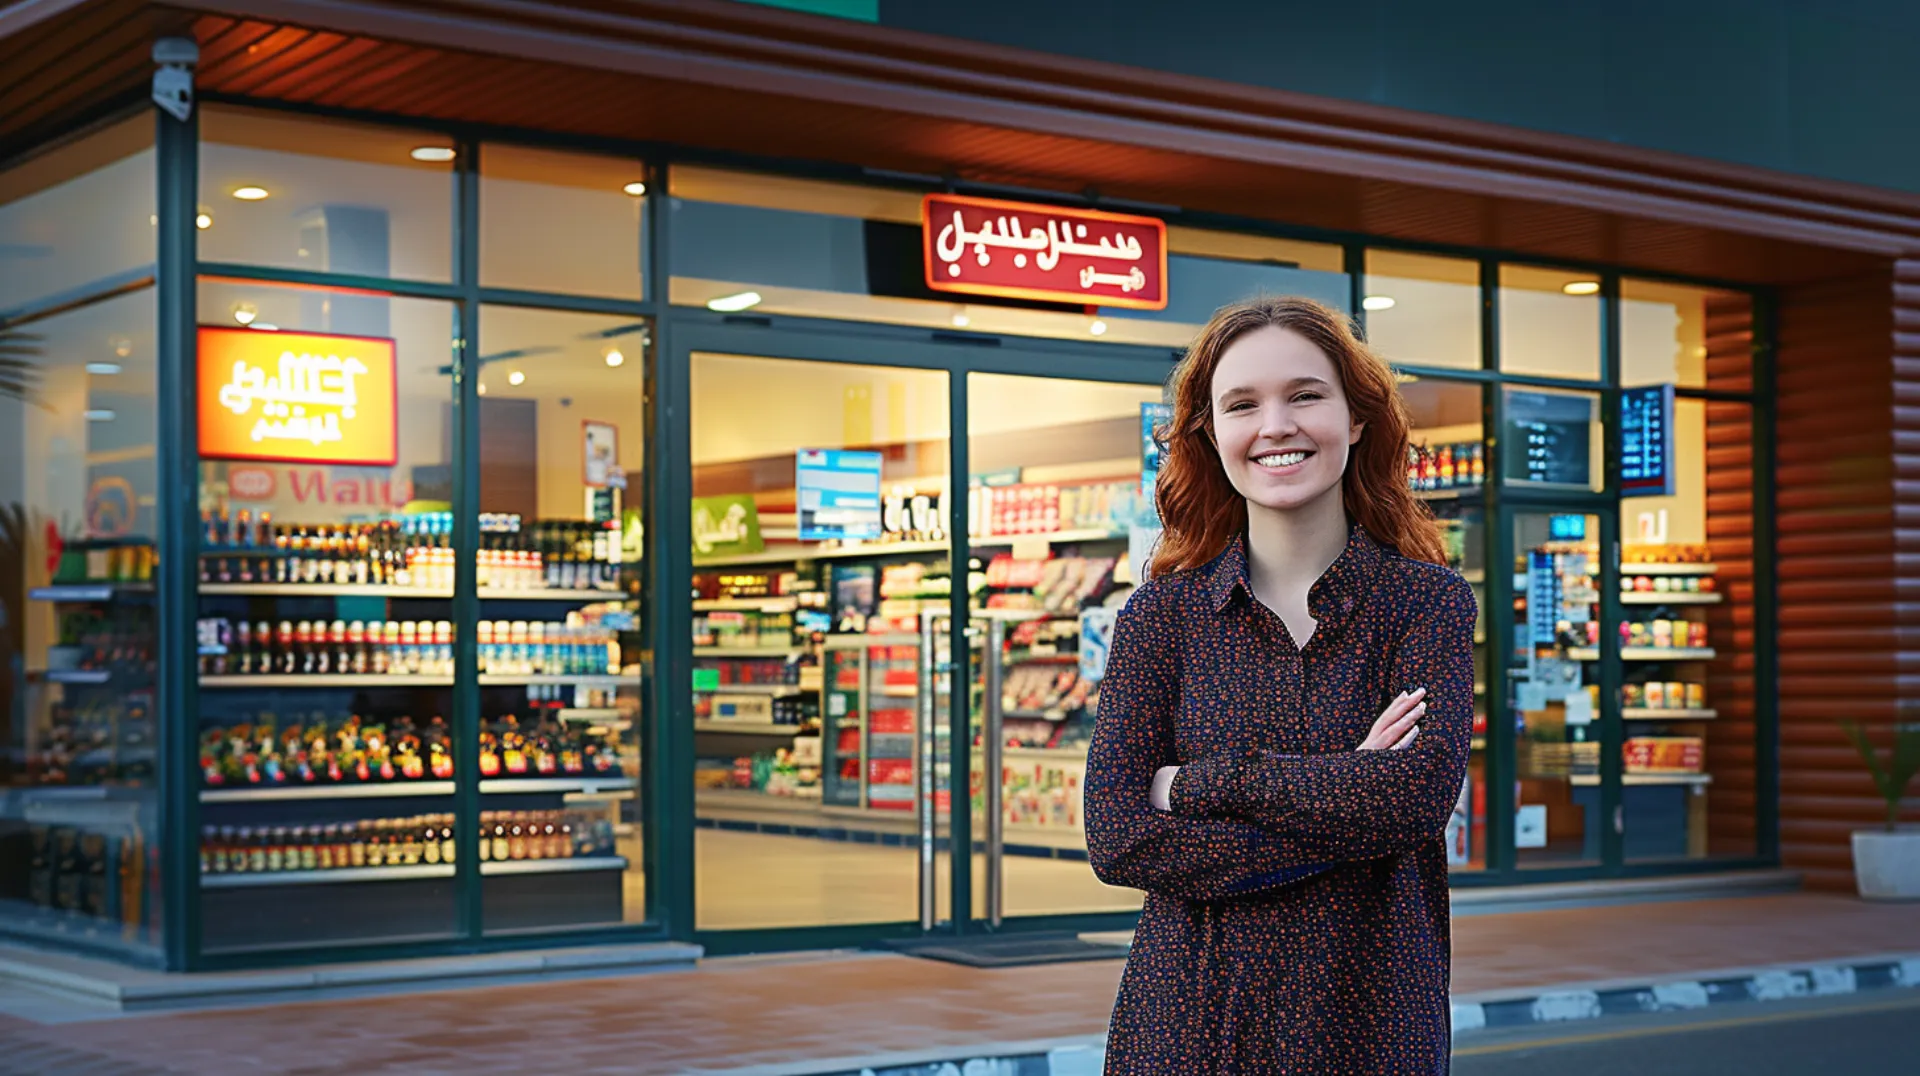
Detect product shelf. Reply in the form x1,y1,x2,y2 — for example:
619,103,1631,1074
1570,773,1714,787
1566,648,1717,662
695,683,804,696
40,669,114,685
479,855,627,876
556,708,623,721
198,582,623,600
693,646,804,659
1620,592,1723,605
479,776,635,795
1412,487,1483,501
693,596,800,612
200,673,624,689
1623,708,1719,721
693,721,805,736
201,781,456,803
30,584,152,602
1622,563,1718,576
201,864,455,888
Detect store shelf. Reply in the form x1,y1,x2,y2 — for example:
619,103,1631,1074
479,776,635,795
202,673,453,688
40,669,113,685
695,683,804,696
697,539,949,567
1412,487,1483,501
201,781,455,803
1571,773,1714,787
202,864,455,889
556,708,622,722
1620,592,1723,605
694,721,805,736
480,856,628,876
874,686,919,698
973,528,1126,547
1624,708,1719,721
199,582,623,600
30,584,150,602
1004,709,1075,722
693,646,803,659
1623,563,1718,576
1566,648,1717,662
693,596,799,612
481,674,625,688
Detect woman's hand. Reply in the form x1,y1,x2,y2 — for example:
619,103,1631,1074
1150,765,1179,811
1359,687,1427,751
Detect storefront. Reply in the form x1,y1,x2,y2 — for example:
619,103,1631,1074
2,2,1909,972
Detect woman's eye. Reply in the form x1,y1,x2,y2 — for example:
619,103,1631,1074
1293,392,1324,403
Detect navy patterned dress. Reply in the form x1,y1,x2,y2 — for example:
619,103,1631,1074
1085,526,1477,1075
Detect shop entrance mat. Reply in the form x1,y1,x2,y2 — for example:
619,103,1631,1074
878,931,1129,968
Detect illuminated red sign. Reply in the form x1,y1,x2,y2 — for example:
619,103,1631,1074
198,327,399,467
922,194,1168,311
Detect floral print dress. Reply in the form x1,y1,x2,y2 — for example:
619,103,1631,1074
1085,526,1477,1075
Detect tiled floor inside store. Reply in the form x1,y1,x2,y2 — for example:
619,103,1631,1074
1,893,1915,1075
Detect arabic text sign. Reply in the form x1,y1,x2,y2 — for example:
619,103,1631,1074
797,449,884,542
198,327,398,466
692,494,764,558
922,194,1168,311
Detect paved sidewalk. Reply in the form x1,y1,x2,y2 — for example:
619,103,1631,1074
0,893,1914,1075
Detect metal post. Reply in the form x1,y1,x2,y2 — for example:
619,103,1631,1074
152,35,200,971
983,618,1005,928
451,138,483,938
917,610,940,931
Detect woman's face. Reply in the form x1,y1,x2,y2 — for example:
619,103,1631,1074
1209,325,1363,516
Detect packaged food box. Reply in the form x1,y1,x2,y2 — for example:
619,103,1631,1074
1624,736,1704,773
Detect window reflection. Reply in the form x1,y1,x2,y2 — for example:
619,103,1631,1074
1499,264,1599,380
1363,251,1479,371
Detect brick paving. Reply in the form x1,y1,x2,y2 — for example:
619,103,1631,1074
0,893,1913,1075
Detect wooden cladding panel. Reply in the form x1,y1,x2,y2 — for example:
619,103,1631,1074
1774,262,1920,890
1702,299,1759,856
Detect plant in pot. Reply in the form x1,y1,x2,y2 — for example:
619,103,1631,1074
1839,720,1920,900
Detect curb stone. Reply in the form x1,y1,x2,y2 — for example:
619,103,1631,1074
752,954,1920,1076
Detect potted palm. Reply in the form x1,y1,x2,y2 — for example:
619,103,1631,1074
1840,720,1920,900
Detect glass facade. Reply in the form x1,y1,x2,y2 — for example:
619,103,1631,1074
2,99,1774,968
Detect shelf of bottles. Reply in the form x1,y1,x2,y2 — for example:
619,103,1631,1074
199,808,623,888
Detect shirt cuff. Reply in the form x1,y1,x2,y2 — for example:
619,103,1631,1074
1169,755,1238,817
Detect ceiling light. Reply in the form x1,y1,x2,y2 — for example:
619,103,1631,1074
604,347,625,368
232,186,269,201
1562,280,1601,296
84,409,115,422
1089,319,1108,336
707,291,762,313
508,370,525,386
195,212,213,230
232,302,258,326
622,181,647,197
410,146,456,162
477,382,487,395
951,312,970,328
86,362,122,375
1362,295,1396,312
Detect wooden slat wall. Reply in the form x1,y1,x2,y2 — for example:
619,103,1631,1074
1703,296,1758,855
1774,260,1920,889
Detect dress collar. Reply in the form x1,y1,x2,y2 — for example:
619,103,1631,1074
1208,523,1385,620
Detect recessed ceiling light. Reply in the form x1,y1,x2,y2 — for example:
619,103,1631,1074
410,146,456,163
508,370,526,386
707,291,763,313
604,347,625,368
195,212,213,230
1563,280,1601,296
622,181,647,197
232,302,258,326
477,382,488,395
84,409,115,422
1362,295,1396,312
1089,319,1108,336
85,362,122,375
232,186,269,201
951,312,970,328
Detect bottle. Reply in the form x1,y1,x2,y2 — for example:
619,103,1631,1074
328,620,348,674
489,814,510,862
508,815,528,860
348,821,369,868
233,620,252,676
274,621,295,674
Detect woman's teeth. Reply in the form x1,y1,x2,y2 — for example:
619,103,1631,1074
1255,451,1309,467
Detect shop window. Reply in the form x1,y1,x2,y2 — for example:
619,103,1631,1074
192,279,461,954
474,306,649,932
667,164,1347,347
0,288,162,959
480,144,648,300
199,107,455,283
1498,264,1600,381
688,352,950,931
1616,398,1757,862
0,115,152,315
1502,385,1604,493
1401,376,1489,871
1509,511,1602,870
1362,251,1479,371
1622,280,1753,391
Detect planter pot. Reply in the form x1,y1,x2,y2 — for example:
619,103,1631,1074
1852,828,1920,900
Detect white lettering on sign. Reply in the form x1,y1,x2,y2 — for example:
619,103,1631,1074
932,211,1147,293
217,350,370,447
692,500,752,555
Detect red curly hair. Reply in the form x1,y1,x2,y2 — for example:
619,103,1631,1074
1148,296,1445,577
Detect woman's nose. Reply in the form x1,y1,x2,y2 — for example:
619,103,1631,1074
1258,403,1299,439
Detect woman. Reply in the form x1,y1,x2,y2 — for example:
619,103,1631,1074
1085,296,1476,1075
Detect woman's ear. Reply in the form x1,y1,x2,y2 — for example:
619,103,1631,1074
1349,420,1365,446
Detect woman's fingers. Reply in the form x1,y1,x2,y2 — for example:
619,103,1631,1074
1392,725,1420,750
1359,688,1427,750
